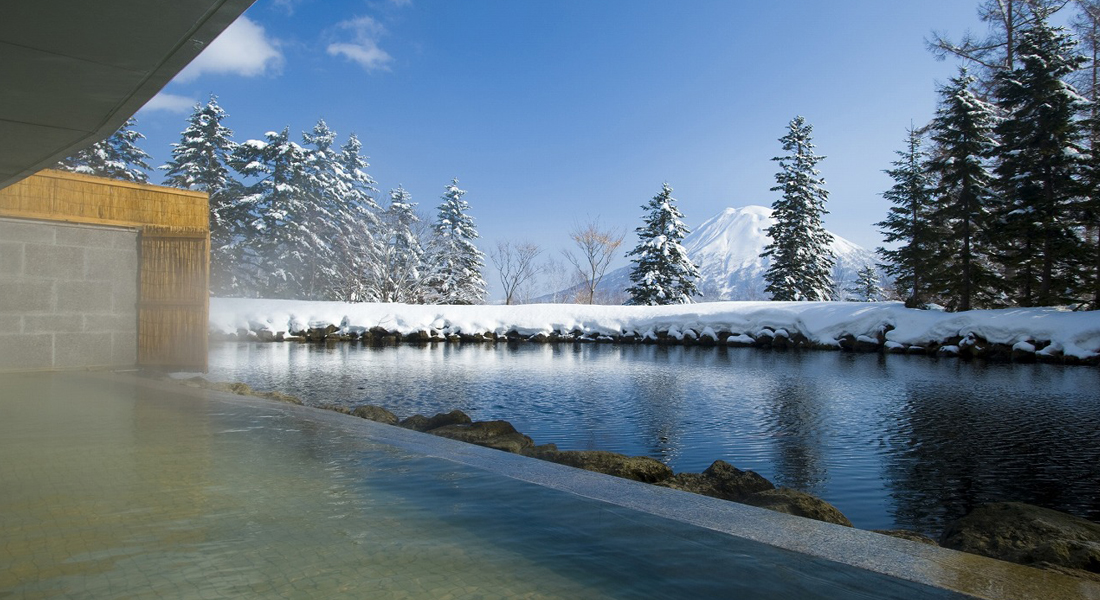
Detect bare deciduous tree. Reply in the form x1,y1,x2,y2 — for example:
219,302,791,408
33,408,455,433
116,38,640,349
489,240,543,305
539,257,574,303
562,219,625,304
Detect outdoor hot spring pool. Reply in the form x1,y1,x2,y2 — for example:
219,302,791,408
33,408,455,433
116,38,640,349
206,341,1100,537
2,370,997,599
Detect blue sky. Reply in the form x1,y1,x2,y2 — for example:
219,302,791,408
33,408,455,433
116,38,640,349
137,0,985,297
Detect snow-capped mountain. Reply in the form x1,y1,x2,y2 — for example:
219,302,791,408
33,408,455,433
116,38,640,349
578,205,879,302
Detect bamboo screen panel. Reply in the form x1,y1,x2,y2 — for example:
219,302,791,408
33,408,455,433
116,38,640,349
138,226,210,370
0,170,208,228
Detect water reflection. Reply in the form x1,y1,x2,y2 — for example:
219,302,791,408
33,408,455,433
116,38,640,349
208,342,1100,535
761,353,829,495
881,362,1100,535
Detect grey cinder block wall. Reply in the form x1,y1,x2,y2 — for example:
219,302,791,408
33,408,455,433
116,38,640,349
0,217,139,371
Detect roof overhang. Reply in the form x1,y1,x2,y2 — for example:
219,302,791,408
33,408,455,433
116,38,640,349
0,0,256,190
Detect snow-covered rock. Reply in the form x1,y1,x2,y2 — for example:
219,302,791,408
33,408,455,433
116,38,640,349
209,298,1100,362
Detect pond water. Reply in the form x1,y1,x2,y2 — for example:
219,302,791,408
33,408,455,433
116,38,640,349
207,342,1100,536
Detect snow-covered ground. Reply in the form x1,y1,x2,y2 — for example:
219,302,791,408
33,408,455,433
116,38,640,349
210,298,1100,360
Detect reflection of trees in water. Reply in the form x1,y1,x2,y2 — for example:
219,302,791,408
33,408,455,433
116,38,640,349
882,366,1100,537
624,346,690,464
762,354,829,494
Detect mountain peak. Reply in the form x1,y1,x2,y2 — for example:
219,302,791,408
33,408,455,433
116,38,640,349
582,205,878,302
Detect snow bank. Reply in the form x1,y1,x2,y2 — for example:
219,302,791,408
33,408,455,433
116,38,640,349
210,298,1100,360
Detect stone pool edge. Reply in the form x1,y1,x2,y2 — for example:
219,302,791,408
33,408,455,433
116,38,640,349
120,371,1099,600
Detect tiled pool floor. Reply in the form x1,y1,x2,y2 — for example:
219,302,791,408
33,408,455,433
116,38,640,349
0,371,1095,599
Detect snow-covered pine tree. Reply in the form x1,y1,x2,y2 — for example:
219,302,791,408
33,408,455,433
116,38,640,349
760,116,836,301
424,179,487,304
625,182,700,305
846,266,883,302
993,17,1089,307
329,133,384,302
159,95,241,295
301,120,382,301
56,117,152,183
927,69,1000,312
1075,1,1100,308
368,186,426,303
876,127,939,308
229,127,320,298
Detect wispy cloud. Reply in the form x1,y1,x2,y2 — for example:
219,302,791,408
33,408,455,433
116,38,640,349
140,92,198,114
326,16,393,72
176,16,283,82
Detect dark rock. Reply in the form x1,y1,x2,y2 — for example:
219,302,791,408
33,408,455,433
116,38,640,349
306,324,339,341
424,409,472,430
257,390,303,405
403,330,432,344
398,414,431,431
837,334,857,351
853,335,882,353
872,529,939,546
959,333,989,360
256,329,276,342
317,403,352,415
430,420,534,453
940,502,1100,576
742,487,854,527
771,330,794,350
351,404,398,425
526,448,673,483
529,332,549,343
753,329,775,348
216,381,253,395
657,460,774,502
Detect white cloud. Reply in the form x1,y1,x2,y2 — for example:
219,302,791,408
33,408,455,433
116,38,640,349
326,16,393,72
176,16,283,82
140,92,198,114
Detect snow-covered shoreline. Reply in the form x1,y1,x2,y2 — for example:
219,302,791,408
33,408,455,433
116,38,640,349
209,298,1100,363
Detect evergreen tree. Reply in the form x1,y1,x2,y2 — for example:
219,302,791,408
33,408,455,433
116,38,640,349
846,266,883,302
424,179,486,304
625,182,700,305
160,95,240,295
927,69,1000,312
369,187,425,303
329,133,383,302
876,127,939,308
760,116,835,301
56,118,152,183
301,120,381,300
1074,1,1100,308
993,18,1089,306
229,127,320,298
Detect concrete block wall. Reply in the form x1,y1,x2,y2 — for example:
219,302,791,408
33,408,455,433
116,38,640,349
0,217,139,371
